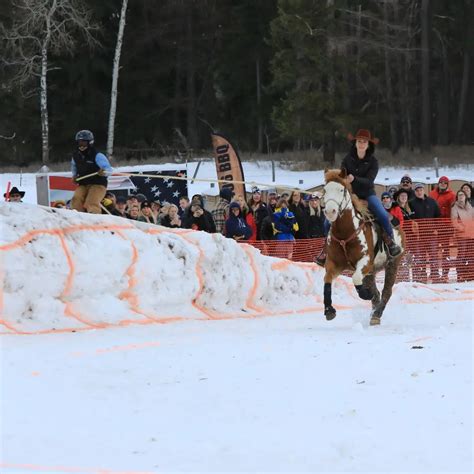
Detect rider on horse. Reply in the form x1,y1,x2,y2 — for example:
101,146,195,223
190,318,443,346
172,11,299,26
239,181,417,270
316,129,402,265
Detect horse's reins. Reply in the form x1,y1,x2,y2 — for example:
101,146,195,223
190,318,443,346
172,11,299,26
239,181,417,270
326,187,367,270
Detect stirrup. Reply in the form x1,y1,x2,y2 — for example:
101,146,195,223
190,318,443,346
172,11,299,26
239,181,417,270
387,242,402,257
315,249,326,267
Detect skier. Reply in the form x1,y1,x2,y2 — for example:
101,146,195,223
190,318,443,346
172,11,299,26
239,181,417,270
71,130,113,214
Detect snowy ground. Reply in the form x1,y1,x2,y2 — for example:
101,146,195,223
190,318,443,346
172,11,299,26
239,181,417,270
1,302,472,473
1,161,473,473
0,158,474,474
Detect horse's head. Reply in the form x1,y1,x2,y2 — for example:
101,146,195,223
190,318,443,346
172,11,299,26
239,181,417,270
323,168,352,222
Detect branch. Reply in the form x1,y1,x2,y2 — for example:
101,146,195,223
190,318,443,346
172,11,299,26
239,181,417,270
0,132,16,140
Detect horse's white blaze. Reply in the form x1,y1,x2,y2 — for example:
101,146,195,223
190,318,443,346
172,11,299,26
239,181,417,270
323,181,351,222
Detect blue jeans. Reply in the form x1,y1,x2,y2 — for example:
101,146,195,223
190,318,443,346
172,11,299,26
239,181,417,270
366,194,394,238
324,195,394,238
323,217,330,236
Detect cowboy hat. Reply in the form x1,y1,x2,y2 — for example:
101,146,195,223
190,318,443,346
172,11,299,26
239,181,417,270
347,129,380,145
4,186,25,198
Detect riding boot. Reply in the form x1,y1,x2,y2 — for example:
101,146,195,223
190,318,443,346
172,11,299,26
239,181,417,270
382,233,402,257
315,240,327,267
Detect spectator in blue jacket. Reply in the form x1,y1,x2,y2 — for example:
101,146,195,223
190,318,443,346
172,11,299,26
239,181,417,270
272,198,299,241
225,202,252,241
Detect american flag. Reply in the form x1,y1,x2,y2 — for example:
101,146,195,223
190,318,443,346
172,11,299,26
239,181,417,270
129,170,188,205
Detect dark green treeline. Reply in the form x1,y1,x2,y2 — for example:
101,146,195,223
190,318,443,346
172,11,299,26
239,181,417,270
0,0,472,165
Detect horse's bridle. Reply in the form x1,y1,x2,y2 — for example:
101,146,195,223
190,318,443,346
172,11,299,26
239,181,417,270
323,185,352,218
324,184,365,270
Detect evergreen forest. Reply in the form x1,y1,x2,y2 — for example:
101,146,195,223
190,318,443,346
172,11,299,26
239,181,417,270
1,0,473,166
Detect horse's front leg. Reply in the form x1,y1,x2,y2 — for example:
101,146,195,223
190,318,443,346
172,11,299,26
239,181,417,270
370,257,400,325
353,257,374,301
363,274,380,309
323,273,336,321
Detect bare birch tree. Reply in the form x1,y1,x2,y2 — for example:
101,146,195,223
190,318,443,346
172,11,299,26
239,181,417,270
1,0,99,164
107,0,128,159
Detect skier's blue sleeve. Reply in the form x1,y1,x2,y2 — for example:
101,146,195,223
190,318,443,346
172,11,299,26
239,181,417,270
95,153,113,175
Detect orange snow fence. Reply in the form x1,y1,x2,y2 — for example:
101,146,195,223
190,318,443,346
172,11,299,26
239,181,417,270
0,217,472,336
245,218,474,284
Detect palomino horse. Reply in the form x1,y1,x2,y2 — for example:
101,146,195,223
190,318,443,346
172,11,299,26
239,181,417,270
322,169,405,325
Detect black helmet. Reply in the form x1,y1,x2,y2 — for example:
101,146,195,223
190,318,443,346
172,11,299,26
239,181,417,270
75,129,94,144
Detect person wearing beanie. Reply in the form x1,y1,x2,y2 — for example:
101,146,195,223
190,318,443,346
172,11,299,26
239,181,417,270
225,202,252,241
428,176,456,282
138,201,158,224
316,129,401,266
410,183,440,219
429,176,456,219
184,202,216,233
212,186,233,234
410,182,443,282
399,175,415,201
381,192,404,227
233,195,257,241
248,186,270,240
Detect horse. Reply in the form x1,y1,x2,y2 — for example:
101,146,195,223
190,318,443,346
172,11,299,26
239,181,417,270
321,168,405,325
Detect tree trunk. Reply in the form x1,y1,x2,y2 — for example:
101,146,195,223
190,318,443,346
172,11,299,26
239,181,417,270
325,0,336,163
40,39,50,164
455,2,474,144
323,132,335,165
256,57,263,153
107,0,128,159
383,1,398,154
186,7,198,149
436,36,450,145
420,0,431,151
455,50,470,143
173,46,182,131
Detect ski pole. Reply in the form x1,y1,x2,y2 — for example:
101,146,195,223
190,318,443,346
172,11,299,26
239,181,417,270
75,172,99,182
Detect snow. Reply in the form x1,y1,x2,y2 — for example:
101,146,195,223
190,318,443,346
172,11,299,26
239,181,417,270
1,163,473,473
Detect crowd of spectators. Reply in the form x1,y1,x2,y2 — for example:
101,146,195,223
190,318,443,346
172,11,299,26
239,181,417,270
4,174,473,282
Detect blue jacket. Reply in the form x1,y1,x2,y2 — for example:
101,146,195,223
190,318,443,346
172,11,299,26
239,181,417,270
273,208,298,241
225,214,252,240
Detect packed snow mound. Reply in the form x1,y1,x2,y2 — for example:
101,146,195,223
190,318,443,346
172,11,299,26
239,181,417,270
0,203,328,333
2,203,469,335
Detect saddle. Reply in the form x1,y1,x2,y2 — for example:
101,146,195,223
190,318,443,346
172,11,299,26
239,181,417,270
350,194,399,256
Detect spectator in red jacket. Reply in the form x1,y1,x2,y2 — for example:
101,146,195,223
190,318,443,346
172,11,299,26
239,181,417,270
381,192,404,227
429,176,456,218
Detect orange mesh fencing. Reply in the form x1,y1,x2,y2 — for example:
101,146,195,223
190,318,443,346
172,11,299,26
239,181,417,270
244,218,474,284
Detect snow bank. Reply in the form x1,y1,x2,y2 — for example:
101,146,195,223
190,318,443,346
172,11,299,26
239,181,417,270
0,203,331,334
2,202,470,335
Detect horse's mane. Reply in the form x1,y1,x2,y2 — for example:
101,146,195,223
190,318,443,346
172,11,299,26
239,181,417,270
324,168,371,219
324,169,348,188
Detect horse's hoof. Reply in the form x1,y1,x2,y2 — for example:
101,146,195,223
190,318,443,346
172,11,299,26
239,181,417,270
355,285,373,301
325,305,336,320
370,316,381,326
